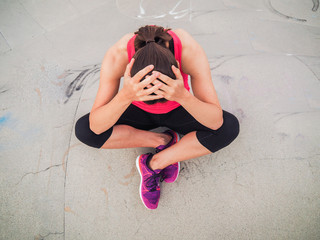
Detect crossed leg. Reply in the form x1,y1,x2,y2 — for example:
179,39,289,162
100,124,171,149
100,125,211,170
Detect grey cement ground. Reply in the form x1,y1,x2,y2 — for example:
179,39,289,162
1,0,320,239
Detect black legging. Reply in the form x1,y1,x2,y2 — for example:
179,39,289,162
75,104,239,153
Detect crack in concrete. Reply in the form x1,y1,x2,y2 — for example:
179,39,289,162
0,31,12,52
17,0,47,32
16,164,63,185
34,231,64,240
274,110,320,123
294,55,320,82
209,55,244,70
265,0,307,22
63,65,93,240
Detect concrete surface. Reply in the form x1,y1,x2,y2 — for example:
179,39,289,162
1,0,320,239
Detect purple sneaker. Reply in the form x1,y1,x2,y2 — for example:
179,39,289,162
156,130,180,183
136,153,162,209
161,163,180,183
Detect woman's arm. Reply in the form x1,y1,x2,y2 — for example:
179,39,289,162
89,34,163,135
154,29,223,130
89,34,130,134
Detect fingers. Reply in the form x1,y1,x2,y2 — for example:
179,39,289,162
132,64,154,82
172,65,183,79
124,58,135,77
153,71,173,86
135,72,163,99
152,65,183,86
155,83,170,93
139,94,164,101
138,72,160,89
153,89,165,97
139,84,164,97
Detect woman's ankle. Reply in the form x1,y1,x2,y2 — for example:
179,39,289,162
158,133,172,146
149,154,164,170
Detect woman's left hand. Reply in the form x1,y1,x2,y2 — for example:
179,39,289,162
152,65,189,102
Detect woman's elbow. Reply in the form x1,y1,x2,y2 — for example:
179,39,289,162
210,109,224,130
211,118,224,130
90,124,102,135
88,113,101,135
215,118,224,130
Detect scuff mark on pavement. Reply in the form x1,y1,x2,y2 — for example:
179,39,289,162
64,206,76,215
312,0,319,11
63,64,100,104
124,164,136,179
101,188,108,207
119,164,136,186
0,88,9,94
34,88,42,107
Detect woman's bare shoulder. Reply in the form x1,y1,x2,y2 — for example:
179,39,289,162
110,33,135,54
171,28,193,48
102,32,134,66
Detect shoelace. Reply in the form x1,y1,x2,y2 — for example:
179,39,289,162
145,172,164,192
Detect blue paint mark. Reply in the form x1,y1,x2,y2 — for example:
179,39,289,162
0,112,42,151
0,113,11,126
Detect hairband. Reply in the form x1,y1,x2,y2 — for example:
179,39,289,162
146,40,155,44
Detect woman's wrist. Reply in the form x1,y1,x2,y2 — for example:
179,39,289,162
118,88,133,105
177,89,192,105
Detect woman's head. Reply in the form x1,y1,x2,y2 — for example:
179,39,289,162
130,25,178,105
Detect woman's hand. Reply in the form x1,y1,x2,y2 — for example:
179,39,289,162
120,58,164,102
153,65,189,102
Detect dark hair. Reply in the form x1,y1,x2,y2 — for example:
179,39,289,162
131,25,178,105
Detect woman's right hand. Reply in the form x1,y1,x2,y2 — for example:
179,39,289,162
120,58,164,102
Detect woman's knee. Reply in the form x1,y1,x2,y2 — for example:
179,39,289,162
197,111,239,153
75,113,112,148
75,113,90,143
221,111,240,142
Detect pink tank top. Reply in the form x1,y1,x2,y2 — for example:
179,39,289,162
127,30,190,114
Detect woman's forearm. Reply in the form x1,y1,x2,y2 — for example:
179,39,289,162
89,90,131,135
179,91,223,130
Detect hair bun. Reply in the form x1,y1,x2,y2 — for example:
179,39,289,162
134,25,172,50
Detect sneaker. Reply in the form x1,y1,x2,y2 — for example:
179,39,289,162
136,153,162,209
155,130,180,183
161,163,180,183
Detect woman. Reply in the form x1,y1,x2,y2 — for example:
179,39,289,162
75,25,239,210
